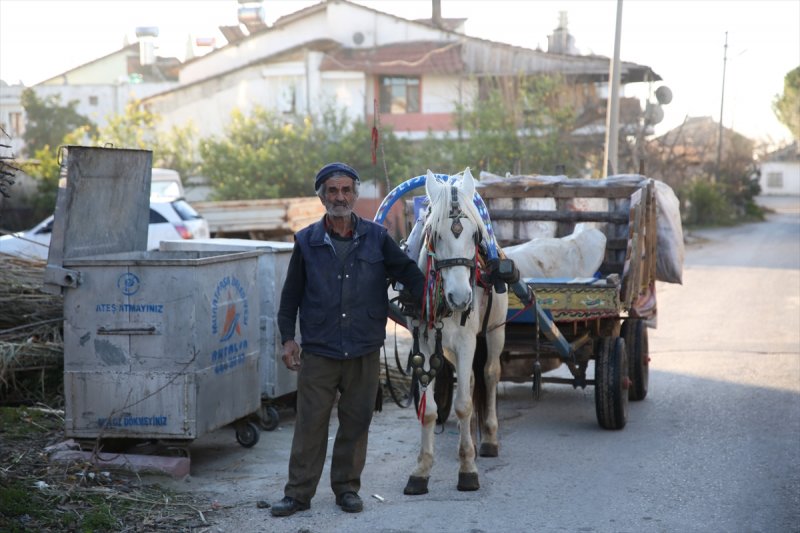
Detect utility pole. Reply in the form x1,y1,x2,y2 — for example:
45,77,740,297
715,31,728,184
603,0,623,177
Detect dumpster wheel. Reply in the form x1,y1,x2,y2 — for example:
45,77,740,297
259,405,280,431
235,421,260,448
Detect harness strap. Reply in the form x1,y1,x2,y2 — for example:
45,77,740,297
382,343,412,408
481,289,493,336
435,257,474,269
489,289,536,332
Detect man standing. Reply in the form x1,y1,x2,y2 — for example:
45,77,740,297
272,162,424,517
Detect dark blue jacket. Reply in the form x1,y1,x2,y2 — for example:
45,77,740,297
278,215,424,360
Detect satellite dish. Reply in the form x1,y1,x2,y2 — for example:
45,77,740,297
655,86,673,105
353,32,364,45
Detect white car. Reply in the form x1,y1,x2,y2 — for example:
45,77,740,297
0,200,210,261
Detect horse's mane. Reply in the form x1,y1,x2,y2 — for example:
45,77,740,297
424,174,488,242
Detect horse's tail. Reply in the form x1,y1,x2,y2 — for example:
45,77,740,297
472,333,488,431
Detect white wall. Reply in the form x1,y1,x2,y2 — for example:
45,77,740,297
320,71,366,120
0,83,25,157
34,83,176,130
150,59,309,134
179,3,455,86
760,161,800,196
39,53,130,86
180,11,330,85
422,75,470,113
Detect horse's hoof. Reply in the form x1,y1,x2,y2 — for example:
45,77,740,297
457,472,480,491
479,442,499,457
404,476,429,495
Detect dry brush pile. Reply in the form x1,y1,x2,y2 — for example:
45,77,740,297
0,256,64,407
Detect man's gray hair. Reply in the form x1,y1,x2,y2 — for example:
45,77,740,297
315,173,360,199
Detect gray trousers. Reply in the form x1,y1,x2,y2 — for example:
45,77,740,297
283,350,380,503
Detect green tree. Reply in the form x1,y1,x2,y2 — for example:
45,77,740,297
20,100,197,219
20,126,92,218
198,106,411,200
448,74,578,176
772,66,800,140
94,99,160,149
198,108,315,199
155,122,201,179
20,89,95,156
93,99,199,178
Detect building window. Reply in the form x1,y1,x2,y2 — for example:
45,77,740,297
89,95,99,106
766,171,783,188
379,76,420,114
9,112,22,136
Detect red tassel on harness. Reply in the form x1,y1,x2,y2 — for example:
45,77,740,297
417,388,427,424
371,126,379,165
371,99,379,164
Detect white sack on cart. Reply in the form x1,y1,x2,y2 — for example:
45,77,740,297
652,180,684,284
503,223,607,279
608,176,685,284
565,196,608,233
478,171,557,241
487,196,557,241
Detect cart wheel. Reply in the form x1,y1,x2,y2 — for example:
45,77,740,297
622,318,649,401
595,337,629,430
258,405,280,431
532,361,542,400
434,360,455,425
236,421,260,448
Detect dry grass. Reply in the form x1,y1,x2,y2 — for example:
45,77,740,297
0,255,64,406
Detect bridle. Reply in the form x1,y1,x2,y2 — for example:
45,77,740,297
432,186,480,272
421,185,482,328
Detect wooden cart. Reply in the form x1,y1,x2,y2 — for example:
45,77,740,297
479,175,658,430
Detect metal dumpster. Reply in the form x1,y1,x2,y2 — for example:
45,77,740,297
45,146,262,447
159,238,298,431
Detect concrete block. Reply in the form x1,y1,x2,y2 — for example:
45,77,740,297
50,450,190,479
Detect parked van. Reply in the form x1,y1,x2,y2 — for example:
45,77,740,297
150,168,185,201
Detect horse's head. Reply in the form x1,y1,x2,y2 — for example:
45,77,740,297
423,168,483,313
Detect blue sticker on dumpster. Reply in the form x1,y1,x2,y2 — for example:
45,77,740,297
117,273,140,296
211,275,250,374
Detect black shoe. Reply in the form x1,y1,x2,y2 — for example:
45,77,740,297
336,491,363,513
270,496,310,517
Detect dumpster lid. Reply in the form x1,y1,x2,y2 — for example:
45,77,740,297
44,146,153,293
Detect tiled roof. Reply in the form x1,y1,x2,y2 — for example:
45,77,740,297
765,141,800,162
319,41,464,75
412,17,467,32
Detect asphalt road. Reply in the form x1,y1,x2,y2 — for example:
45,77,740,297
167,196,800,533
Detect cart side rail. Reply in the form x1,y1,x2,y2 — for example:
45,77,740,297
476,176,657,312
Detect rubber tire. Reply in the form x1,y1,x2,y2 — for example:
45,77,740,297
595,337,629,430
622,318,649,401
259,404,280,431
236,421,260,448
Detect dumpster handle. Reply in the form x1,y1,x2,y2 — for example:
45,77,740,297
97,326,158,335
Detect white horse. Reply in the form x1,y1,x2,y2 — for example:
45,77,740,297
404,169,509,495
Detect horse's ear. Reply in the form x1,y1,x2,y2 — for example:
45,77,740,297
426,169,443,201
460,167,475,201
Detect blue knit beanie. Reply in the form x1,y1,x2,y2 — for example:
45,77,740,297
314,162,360,191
